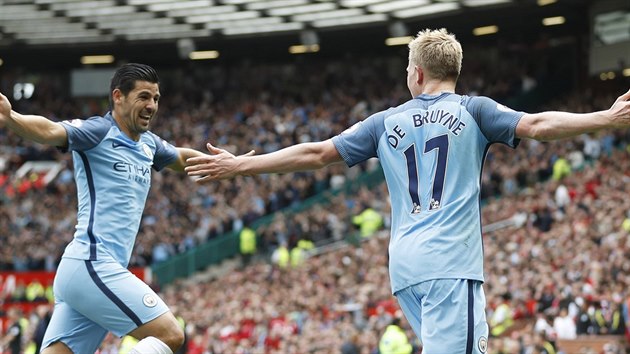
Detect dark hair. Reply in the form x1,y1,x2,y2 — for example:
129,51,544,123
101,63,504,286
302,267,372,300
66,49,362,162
109,63,159,107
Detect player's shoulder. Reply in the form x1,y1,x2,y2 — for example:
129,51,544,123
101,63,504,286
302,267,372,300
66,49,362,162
142,130,176,155
142,130,165,147
461,95,498,110
62,114,118,150
464,95,523,119
62,113,114,130
384,97,420,117
89,112,116,126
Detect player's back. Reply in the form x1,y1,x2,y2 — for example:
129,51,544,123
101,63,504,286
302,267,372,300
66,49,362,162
376,92,522,293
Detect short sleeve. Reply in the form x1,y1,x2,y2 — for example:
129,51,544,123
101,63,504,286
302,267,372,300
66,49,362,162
60,116,111,151
149,132,178,171
465,96,525,148
332,111,385,167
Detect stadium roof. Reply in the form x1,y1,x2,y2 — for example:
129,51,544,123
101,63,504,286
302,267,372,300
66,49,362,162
0,0,593,68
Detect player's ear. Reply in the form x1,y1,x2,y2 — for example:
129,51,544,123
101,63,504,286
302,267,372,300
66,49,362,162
415,66,424,85
112,89,123,105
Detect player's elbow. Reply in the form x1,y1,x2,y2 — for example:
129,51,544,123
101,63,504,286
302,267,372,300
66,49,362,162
311,140,342,168
163,327,185,352
516,114,554,141
312,151,333,169
41,122,68,147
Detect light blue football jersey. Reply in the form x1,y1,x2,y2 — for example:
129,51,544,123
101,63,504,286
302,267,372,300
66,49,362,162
59,112,178,267
332,93,524,293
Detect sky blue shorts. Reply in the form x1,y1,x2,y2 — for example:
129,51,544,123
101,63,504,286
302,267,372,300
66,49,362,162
41,257,169,354
395,278,489,354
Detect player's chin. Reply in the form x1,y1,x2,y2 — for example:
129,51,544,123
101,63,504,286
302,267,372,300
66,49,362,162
138,117,151,130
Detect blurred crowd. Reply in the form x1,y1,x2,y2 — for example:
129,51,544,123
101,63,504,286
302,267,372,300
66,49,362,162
0,40,560,272
1,38,630,353
0,54,406,271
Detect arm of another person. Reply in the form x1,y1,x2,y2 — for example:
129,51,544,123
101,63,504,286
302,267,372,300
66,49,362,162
185,140,344,183
0,92,68,147
168,146,256,172
516,89,630,141
167,147,208,172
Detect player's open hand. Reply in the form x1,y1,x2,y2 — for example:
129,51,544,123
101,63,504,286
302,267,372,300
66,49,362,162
185,142,255,183
608,88,630,127
0,92,12,127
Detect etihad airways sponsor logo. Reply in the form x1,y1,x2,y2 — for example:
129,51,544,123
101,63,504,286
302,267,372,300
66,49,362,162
113,162,150,176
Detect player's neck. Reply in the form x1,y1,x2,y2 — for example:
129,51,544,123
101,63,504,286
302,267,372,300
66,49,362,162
112,111,140,141
422,80,455,95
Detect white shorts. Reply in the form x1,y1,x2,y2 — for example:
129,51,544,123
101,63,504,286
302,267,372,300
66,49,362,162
395,279,489,354
42,257,169,354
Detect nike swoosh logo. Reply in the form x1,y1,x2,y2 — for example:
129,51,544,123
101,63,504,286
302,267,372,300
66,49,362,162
112,141,135,149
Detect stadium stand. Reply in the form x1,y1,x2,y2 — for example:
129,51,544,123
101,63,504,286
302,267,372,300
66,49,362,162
2,64,629,353
2,0,630,353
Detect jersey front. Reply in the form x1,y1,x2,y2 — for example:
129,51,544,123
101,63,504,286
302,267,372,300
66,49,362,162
59,113,178,267
332,93,524,293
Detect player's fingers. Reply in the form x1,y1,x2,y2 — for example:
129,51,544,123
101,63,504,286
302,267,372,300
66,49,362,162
185,166,209,175
616,88,630,102
195,174,219,184
206,142,225,155
185,159,200,167
186,155,213,165
184,160,208,171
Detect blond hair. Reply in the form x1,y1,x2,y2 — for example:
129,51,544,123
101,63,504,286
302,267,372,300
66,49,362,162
408,28,462,82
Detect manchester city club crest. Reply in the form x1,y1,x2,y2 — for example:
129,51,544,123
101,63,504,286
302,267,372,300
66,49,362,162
142,144,154,160
142,293,158,308
478,336,488,353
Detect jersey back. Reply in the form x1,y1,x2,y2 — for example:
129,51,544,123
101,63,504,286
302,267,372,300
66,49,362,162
332,93,524,293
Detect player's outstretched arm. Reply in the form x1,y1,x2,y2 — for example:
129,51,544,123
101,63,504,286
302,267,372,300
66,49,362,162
185,139,343,183
0,92,68,147
516,88,630,141
167,147,254,172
